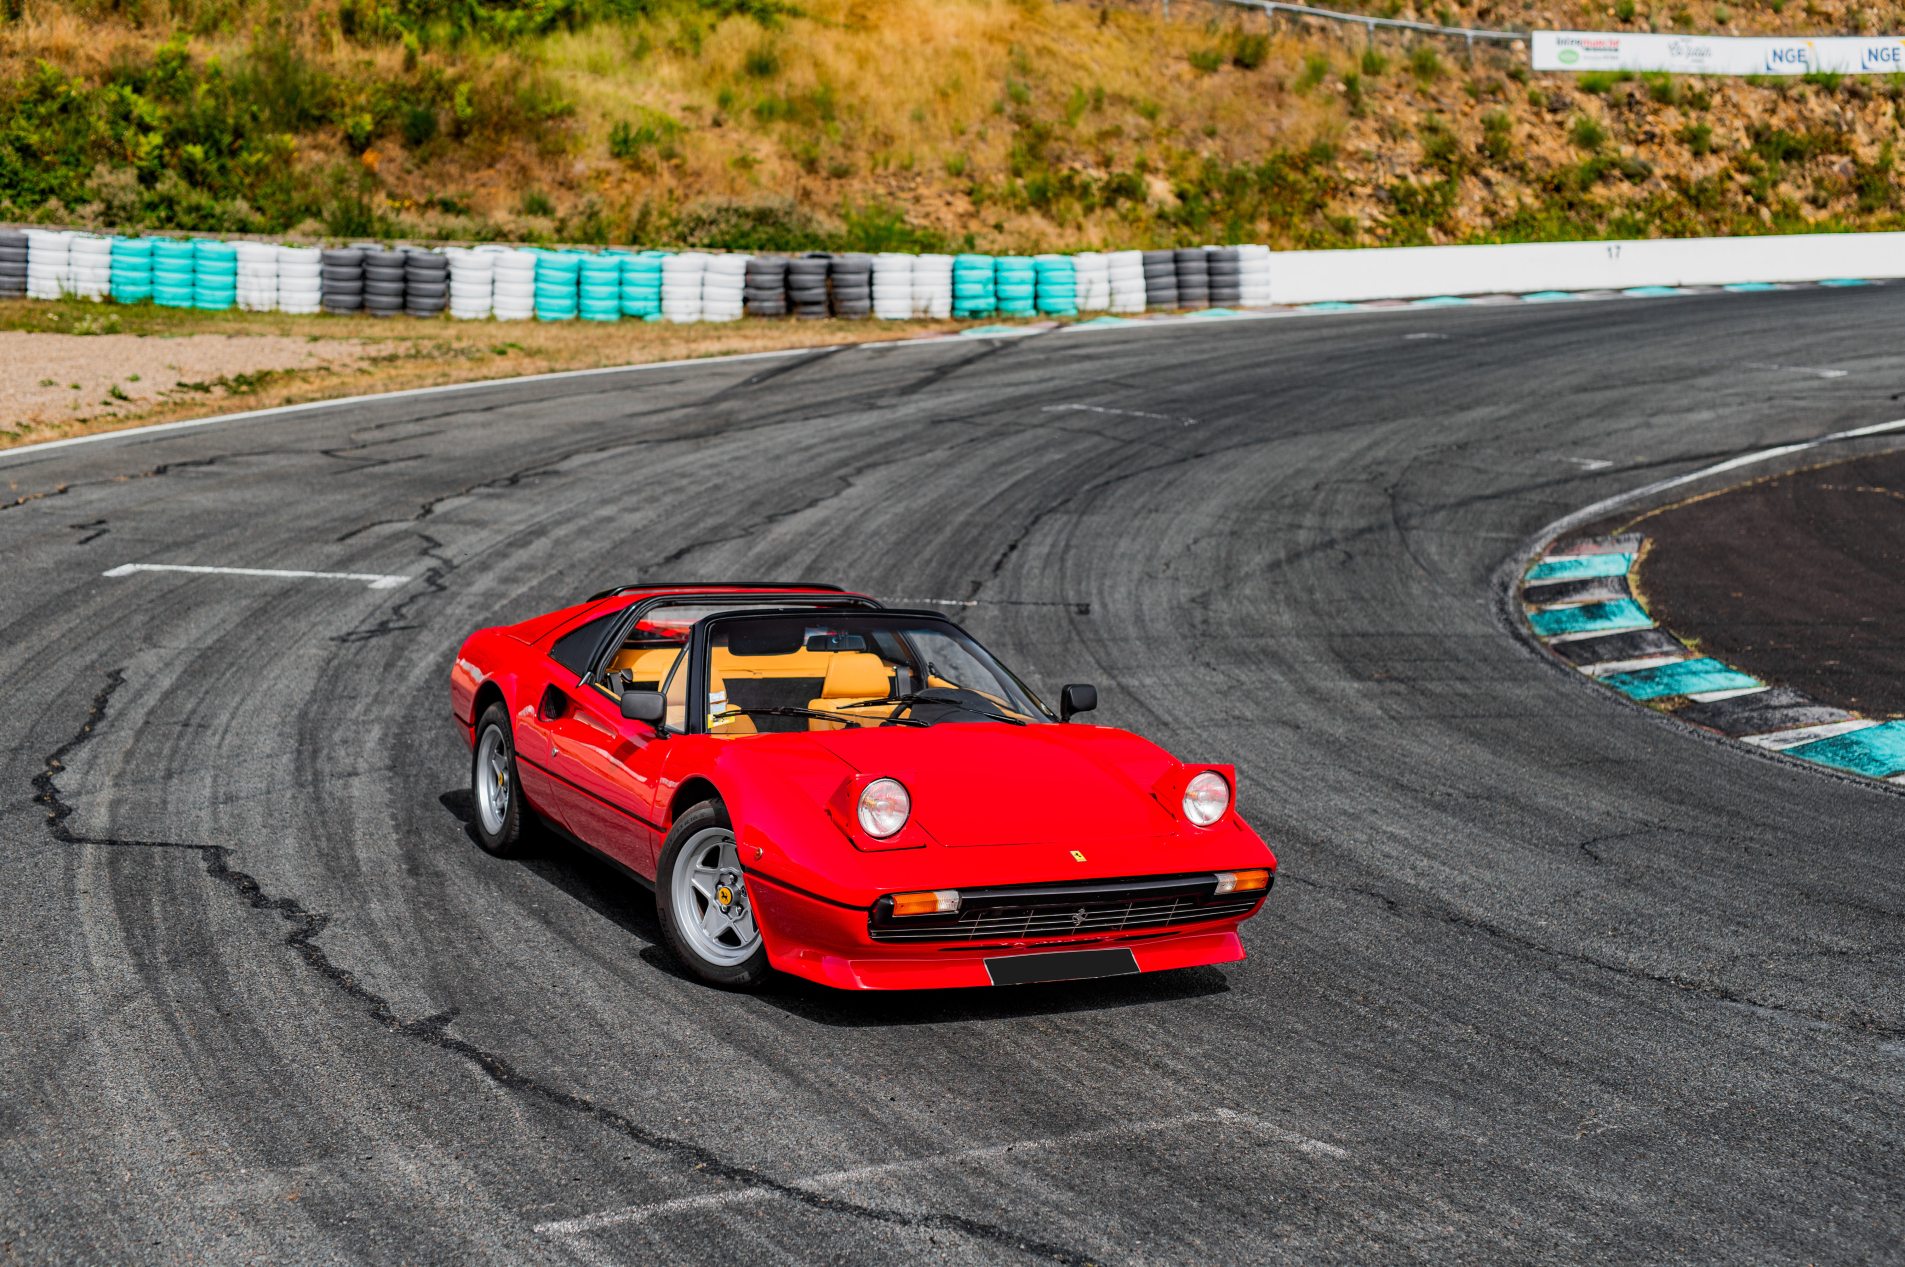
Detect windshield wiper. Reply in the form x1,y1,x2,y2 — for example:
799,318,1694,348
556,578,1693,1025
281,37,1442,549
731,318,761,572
859,692,1029,726
712,706,929,729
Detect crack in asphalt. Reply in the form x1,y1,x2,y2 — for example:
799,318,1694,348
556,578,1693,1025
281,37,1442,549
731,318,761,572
34,669,1102,1265
4,453,249,512
330,532,456,643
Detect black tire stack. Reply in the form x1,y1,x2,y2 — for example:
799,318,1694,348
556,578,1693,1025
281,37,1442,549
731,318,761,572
744,256,789,318
320,247,364,314
1207,246,1242,307
0,229,26,299
1174,248,1210,311
404,248,448,318
829,253,873,318
362,248,406,317
1142,249,1177,310
789,253,831,320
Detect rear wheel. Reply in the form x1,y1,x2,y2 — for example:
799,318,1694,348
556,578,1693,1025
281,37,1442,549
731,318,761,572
471,703,533,858
656,800,771,989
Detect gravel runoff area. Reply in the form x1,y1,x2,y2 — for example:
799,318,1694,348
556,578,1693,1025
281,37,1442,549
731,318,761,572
1631,449,1905,719
0,330,371,434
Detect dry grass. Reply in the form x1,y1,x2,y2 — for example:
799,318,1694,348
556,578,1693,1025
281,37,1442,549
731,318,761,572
0,299,992,452
536,0,1341,239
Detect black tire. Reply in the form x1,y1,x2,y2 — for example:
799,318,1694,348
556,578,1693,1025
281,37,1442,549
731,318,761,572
655,800,771,989
470,702,534,858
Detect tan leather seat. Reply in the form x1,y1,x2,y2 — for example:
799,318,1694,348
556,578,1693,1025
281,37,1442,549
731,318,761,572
806,653,892,728
706,672,756,735
609,646,682,688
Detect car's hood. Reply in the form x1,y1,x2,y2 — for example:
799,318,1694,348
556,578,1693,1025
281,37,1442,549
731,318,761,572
750,723,1184,846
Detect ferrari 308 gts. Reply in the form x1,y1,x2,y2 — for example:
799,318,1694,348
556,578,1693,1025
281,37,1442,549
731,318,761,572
449,583,1276,990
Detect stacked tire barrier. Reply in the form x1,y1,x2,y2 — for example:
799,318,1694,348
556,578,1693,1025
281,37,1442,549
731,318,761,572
448,247,492,321
995,256,1035,316
1142,250,1178,310
405,249,449,319
2,228,1290,323
321,248,362,314
1174,248,1209,311
953,254,995,318
662,251,705,323
702,253,747,322
1034,254,1077,316
110,236,154,304
492,249,536,321
913,253,953,318
829,254,872,318
1237,245,1272,305
0,228,25,298
278,245,322,314
579,251,621,322
872,253,913,321
789,254,831,319
1071,252,1109,313
154,239,195,308
623,251,664,319
236,241,277,311
1207,246,1242,308
1107,250,1145,313
745,255,789,318
362,248,405,318
70,234,111,301
536,250,580,322
27,230,69,301
193,239,236,311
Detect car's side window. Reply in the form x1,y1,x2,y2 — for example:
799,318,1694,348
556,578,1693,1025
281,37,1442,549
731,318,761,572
661,650,690,733
549,611,622,677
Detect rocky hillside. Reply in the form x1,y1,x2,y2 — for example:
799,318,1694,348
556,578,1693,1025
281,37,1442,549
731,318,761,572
0,0,1898,250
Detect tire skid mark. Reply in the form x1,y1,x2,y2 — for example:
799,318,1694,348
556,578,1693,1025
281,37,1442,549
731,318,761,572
1282,867,1905,1040
34,670,1102,1266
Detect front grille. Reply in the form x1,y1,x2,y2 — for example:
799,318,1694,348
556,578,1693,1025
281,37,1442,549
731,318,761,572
869,891,1262,944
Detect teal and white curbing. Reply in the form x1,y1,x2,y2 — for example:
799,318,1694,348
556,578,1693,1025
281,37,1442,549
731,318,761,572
1522,535,1905,784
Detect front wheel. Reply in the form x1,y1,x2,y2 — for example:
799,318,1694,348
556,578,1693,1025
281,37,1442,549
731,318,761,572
655,800,771,989
471,703,534,858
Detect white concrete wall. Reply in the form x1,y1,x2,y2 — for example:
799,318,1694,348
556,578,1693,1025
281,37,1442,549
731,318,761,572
1266,233,1905,305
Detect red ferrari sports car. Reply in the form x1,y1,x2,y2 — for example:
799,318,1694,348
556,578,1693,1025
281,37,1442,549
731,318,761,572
449,583,1276,990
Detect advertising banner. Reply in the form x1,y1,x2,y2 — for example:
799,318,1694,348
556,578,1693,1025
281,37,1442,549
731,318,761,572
1532,30,1905,75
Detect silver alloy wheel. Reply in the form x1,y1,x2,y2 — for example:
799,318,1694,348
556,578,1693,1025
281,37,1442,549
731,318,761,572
670,826,761,967
475,724,510,837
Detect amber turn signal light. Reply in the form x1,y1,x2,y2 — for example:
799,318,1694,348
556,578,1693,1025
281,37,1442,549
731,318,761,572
889,889,961,917
1213,869,1270,895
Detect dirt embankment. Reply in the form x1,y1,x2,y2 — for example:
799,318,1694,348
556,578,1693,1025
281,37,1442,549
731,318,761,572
4,0,1902,254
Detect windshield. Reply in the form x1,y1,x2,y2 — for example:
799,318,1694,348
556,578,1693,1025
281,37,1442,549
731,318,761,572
593,600,868,730
698,613,1053,734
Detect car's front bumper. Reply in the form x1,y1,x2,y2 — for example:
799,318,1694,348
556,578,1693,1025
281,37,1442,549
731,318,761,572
745,869,1259,990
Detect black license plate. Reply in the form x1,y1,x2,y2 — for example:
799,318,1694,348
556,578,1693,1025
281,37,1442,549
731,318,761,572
984,947,1140,986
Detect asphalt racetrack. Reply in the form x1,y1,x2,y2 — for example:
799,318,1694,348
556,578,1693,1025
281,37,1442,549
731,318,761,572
4,289,1903,1265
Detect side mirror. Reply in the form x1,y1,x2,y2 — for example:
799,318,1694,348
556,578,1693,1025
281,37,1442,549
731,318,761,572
620,690,666,724
1059,683,1097,722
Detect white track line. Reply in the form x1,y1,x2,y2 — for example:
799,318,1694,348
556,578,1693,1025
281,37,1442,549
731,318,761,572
7,284,1804,463
536,1108,1343,1237
0,346,819,460
1739,719,1881,750
102,562,411,589
1745,361,1849,378
1530,416,1905,546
